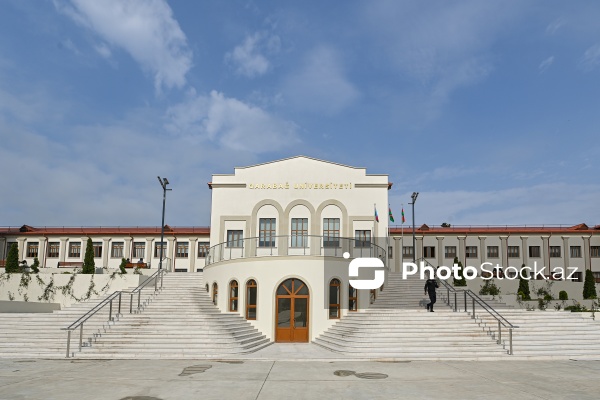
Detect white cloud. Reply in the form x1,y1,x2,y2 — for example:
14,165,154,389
282,45,359,115
56,0,192,91
580,43,600,71
539,56,555,73
546,18,565,35
225,32,280,78
94,42,112,59
165,89,300,152
362,1,522,123
391,183,600,226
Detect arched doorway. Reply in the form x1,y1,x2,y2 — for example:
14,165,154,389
276,278,309,342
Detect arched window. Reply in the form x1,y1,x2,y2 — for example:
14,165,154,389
246,279,257,320
370,288,376,304
229,280,239,312
348,284,357,312
205,284,209,293
329,279,341,319
212,282,218,306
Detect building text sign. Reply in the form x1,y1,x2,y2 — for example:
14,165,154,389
248,182,353,190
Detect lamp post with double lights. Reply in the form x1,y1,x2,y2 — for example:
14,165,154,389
409,192,419,262
157,176,172,270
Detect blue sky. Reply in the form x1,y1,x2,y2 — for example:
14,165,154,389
0,0,599,227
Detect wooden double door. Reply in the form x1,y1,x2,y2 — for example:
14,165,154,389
275,278,309,342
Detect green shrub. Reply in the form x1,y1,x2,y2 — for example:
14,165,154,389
31,257,40,273
82,237,95,274
583,269,597,299
5,243,19,273
453,257,467,286
559,290,568,301
480,279,501,296
119,258,128,274
517,265,530,300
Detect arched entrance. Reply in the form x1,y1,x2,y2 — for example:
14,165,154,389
275,278,309,342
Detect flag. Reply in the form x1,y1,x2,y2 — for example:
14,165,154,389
389,207,394,223
374,206,379,223
401,207,406,224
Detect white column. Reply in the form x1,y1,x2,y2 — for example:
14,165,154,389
145,237,155,266
520,236,529,267
17,238,26,260
583,235,592,271
0,237,6,259
458,236,466,266
436,236,444,267
499,236,508,270
562,236,570,270
189,237,198,272
479,236,487,264
38,237,47,267
60,238,70,262
102,238,111,268
167,237,176,271
124,237,132,261
80,237,88,261
542,236,550,269
394,236,402,273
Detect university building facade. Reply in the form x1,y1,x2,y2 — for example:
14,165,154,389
1,156,599,343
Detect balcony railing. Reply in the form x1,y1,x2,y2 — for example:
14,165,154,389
205,235,387,267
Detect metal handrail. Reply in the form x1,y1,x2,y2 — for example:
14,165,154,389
416,257,518,355
128,269,166,313
61,291,123,358
205,234,387,267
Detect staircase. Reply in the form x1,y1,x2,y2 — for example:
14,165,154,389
314,272,510,360
0,288,138,358
76,273,271,358
475,309,600,359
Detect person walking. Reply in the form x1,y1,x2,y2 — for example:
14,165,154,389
424,276,439,312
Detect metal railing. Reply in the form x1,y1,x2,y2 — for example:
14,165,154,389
61,291,123,358
416,257,518,355
129,269,166,313
62,269,166,358
206,235,387,267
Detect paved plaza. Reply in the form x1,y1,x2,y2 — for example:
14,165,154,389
1,353,599,400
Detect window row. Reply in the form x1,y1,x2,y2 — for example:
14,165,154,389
18,241,211,259
210,278,362,321
411,245,596,259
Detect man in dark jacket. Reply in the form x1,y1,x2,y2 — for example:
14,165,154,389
424,278,439,312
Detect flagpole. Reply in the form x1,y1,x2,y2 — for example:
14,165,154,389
386,203,390,265
401,203,404,268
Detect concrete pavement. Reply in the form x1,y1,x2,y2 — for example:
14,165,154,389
1,356,600,399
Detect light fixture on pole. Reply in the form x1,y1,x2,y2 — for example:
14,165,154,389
157,176,172,270
409,192,419,262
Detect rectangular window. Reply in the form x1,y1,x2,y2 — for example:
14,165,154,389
388,246,393,259
445,246,457,259
227,230,243,248
529,246,541,258
176,242,189,258
354,230,371,247
402,246,413,258
111,242,123,258
591,246,600,258
259,218,276,247
487,246,499,258
291,218,308,248
154,242,167,258
323,218,340,248
26,242,39,258
133,242,145,259
593,272,600,284
198,242,210,258
68,242,81,258
466,246,478,258
424,246,435,258
550,246,561,257
47,242,60,258
507,246,520,258
570,246,581,258
93,242,102,258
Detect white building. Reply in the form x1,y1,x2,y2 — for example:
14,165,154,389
2,156,600,343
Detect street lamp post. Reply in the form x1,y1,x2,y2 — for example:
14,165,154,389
157,176,171,270
409,192,419,262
